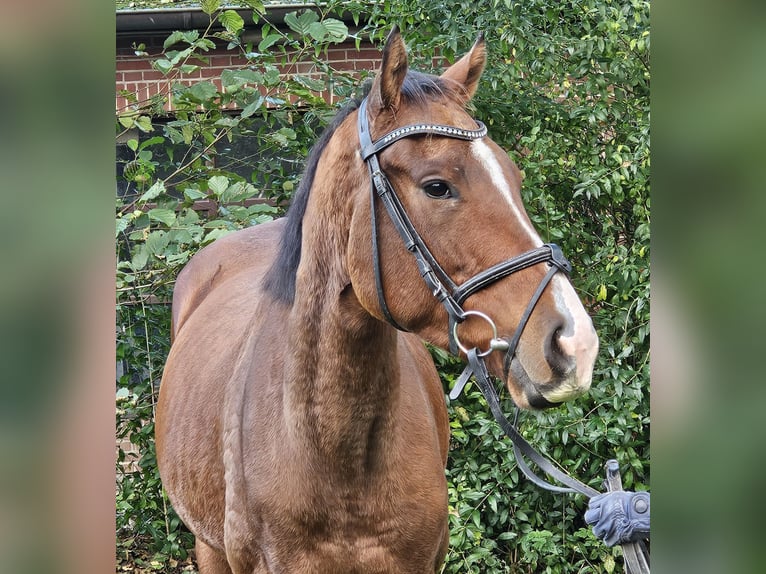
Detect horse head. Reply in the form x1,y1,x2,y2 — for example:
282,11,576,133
346,29,599,410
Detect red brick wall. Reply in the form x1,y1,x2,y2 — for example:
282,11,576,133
116,37,382,113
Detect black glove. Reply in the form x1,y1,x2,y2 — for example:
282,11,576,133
585,491,650,546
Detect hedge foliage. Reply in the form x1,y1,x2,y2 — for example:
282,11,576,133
116,1,649,572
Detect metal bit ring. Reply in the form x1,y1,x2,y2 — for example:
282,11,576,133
452,310,510,358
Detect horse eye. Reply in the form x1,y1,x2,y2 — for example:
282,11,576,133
423,181,453,199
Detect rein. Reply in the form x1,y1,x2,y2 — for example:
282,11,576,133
357,98,649,573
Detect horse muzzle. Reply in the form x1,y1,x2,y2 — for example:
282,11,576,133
503,337,594,409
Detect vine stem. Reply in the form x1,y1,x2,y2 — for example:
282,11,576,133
139,297,171,540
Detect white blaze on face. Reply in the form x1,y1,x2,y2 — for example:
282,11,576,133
470,139,543,248
471,138,599,400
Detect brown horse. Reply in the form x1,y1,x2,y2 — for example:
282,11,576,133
156,29,599,573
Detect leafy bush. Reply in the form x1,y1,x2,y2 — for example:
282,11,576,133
116,1,649,572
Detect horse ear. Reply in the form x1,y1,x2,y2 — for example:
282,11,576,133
369,27,408,112
440,34,487,102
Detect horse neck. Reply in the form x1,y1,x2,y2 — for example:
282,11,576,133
282,127,400,478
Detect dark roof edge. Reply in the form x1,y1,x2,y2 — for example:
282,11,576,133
116,4,345,34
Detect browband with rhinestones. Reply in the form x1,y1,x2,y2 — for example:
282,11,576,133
360,121,487,160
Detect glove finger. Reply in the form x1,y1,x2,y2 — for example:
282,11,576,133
584,507,600,525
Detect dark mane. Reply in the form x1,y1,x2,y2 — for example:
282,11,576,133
263,71,453,303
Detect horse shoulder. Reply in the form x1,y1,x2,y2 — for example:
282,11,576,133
157,218,286,550
171,218,286,341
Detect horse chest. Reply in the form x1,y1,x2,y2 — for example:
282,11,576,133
252,494,448,573
234,428,448,572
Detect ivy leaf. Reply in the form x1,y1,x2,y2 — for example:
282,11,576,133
219,10,244,35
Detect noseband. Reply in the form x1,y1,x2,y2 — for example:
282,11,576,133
357,98,571,374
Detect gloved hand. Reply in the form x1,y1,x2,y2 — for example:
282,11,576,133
585,491,650,546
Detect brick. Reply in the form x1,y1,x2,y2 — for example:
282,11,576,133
116,58,155,72
122,72,144,83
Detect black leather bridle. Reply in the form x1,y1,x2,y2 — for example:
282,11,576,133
356,98,650,574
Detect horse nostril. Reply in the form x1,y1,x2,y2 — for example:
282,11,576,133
546,326,573,376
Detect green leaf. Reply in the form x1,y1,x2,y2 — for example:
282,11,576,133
126,139,138,152
200,0,220,15
219,10,244,35
130,244,149,271
284,10,318,35
138,181,166,204
134,116,153,133
188,81,218,103
283,11,300,33
307,22,327,42
322,18,348,42
183,188,208,202
240,96,264,119
179,64,201,75
221,68,262,90
138,136,164,151
221,181,257,203
163,31,186,51
242,0,265,14
203,228,235,244
116,216,130,237
294,74,326,91
208,175,230,197
145,230,171,256
258,33,281,52
152,59,173,75
147,208,177,227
